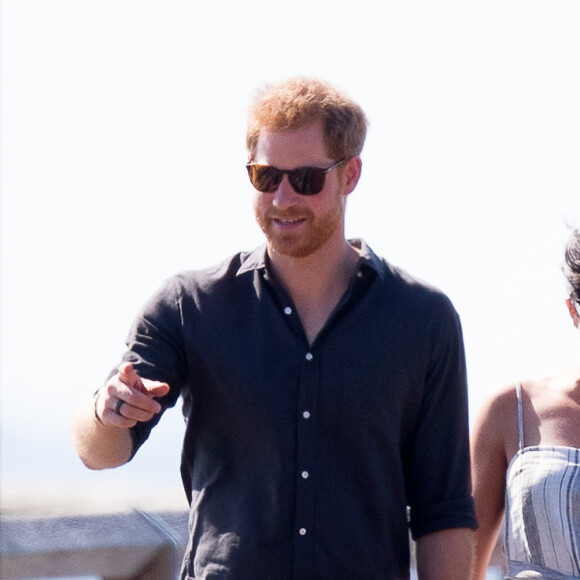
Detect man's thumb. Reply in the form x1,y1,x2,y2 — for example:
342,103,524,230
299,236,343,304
146,381,170,398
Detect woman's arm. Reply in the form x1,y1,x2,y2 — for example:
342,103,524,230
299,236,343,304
470,386,513,579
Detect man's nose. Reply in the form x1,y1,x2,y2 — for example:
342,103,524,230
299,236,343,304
272,176,299,209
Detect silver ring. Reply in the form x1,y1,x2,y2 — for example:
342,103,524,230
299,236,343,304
114,399,124,416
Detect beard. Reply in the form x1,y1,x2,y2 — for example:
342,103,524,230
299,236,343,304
254,198,345,259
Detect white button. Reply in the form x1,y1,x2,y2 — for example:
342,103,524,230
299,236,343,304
263,271,269,281
305,352,313,361
357,270,363,278
302,411,310,419
283,306,292,315
301,471,309,479
299,528,307,536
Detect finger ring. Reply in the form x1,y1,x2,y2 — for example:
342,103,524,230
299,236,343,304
114,399,125,416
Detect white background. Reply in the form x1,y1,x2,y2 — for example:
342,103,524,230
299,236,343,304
1,1,579,504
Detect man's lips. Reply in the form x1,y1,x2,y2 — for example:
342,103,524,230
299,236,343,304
267,211,309,227
273,217,306,226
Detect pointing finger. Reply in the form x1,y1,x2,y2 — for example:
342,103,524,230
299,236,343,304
118,362,145,392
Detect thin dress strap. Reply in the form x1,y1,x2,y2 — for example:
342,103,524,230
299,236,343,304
516,382,525,451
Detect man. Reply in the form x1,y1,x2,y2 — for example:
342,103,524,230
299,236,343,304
73,77,476,579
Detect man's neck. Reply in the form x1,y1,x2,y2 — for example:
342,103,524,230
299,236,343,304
269,238,357,291
268,240,360,344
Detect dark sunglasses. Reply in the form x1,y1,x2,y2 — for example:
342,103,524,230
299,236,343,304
246,159,345,196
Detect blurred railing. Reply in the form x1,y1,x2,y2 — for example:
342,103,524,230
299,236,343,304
1,505,507,579
0,508,188,580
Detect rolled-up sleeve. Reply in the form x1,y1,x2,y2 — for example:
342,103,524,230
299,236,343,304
120,277,188,456
406,295,478,538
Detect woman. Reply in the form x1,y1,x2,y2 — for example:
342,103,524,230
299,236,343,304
471,228,580,580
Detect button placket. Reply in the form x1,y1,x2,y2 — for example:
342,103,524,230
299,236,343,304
294,344,318,568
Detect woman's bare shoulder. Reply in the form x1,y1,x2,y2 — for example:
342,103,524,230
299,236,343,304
478,381,519,421
472,382,519,452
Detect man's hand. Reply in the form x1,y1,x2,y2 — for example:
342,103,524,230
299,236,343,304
73,362,171,470
95,362,170,428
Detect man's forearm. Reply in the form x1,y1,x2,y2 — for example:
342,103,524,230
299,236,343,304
71,397,134,469
415,528,474,580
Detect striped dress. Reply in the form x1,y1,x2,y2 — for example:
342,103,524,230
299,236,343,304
504,382,580,579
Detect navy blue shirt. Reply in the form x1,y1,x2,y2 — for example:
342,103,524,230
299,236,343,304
121,240,476,579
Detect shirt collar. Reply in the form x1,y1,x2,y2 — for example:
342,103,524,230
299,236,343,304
236,239,382,278
236,244,269,276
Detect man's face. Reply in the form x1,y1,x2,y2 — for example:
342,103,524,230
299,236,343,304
251,122,346,259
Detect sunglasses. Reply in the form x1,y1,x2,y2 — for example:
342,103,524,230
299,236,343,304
246,159,345,196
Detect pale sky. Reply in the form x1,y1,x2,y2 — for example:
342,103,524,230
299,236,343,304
1,1,580,503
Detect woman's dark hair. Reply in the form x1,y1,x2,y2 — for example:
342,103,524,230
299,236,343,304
564,228,580,306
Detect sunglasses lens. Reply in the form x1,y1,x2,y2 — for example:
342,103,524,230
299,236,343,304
247,165,282,193
247,164,330,195
290,167,325,195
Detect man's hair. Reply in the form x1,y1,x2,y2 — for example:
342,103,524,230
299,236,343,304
564,227,580,307
246,77,368,161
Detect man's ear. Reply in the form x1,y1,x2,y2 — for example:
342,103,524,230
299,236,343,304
342,156,363,196
566,298,580,328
